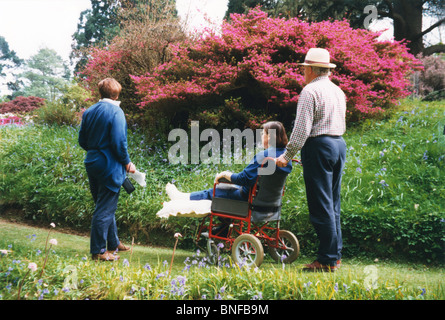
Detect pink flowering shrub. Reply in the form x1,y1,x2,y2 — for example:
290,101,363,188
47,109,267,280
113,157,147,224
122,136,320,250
128,8,421,128
77,47,129,101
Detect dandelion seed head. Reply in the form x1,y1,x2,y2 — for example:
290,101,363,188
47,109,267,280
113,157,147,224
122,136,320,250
28,262,37,272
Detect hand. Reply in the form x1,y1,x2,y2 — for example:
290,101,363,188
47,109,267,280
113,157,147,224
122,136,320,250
214,171,232,184
126,162,136,173
275,155,289,168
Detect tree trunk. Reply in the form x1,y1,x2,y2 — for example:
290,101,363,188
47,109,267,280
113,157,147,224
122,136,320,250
392,0,425,55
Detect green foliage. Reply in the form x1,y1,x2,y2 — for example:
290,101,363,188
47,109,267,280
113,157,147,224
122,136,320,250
59,82,94,111
0,99,444,263
225,0,276,19
341,99,445,263
34,101,82,127
0,125,92,229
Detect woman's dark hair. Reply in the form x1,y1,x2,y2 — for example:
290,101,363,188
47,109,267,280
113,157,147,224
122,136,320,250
98,78,122,100
261,121,288,148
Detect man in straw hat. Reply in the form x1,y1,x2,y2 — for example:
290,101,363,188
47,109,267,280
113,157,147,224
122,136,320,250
276,48,347,272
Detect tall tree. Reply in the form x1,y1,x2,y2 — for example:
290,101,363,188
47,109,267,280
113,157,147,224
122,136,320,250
13,48,70,100
1,36,24,99
0,36,22,77
71,0,121,72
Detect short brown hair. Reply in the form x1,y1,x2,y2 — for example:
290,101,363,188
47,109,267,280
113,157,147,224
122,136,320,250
98,78,122,100
261,121,288,148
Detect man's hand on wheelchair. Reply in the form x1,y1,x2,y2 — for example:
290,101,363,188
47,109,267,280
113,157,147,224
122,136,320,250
275,154,289,168
214,171,232,184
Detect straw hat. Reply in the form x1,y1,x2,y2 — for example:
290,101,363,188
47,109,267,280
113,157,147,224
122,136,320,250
298,48,336,68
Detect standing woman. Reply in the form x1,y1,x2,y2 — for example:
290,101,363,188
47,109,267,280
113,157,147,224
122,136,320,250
79,78,136,261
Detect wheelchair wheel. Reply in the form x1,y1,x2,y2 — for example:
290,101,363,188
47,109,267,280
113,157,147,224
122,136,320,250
232,234,264,268
268,230,299,264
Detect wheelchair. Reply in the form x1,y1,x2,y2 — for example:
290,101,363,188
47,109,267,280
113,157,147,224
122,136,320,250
195,157,300,268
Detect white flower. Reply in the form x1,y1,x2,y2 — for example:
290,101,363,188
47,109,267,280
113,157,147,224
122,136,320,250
28,263,37,272
49,239,58,246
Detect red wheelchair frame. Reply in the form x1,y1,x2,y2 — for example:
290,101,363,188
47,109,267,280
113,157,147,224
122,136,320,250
194,158,300,267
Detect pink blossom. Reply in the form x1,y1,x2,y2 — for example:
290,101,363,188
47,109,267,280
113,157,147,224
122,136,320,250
80,7,422,123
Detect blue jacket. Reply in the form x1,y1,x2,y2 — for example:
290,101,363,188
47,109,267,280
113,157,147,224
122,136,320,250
78,100,131,193
230,147,292,196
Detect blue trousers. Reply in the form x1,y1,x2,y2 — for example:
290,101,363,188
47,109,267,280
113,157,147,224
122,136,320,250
88,174,120,254
301,136,346,266
190,185,247,201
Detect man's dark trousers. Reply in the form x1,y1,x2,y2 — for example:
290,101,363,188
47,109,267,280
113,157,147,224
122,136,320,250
301,135,346,266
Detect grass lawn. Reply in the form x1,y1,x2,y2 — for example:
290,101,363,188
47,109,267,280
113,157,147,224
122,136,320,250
1,218,443,301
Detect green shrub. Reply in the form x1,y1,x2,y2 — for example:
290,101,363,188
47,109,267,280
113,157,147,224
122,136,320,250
35,101,82,126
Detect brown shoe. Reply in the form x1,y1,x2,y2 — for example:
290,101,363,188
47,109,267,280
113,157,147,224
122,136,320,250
92,251,120,262
302,260,337,272
109,243,131,253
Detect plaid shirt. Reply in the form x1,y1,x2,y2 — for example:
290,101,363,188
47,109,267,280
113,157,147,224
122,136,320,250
283,75,346,162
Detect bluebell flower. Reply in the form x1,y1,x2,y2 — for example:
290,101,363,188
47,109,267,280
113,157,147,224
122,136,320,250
143,263,151,271
379,180,389,188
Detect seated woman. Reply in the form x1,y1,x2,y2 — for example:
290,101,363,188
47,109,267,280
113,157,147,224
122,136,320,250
166,121,292,203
